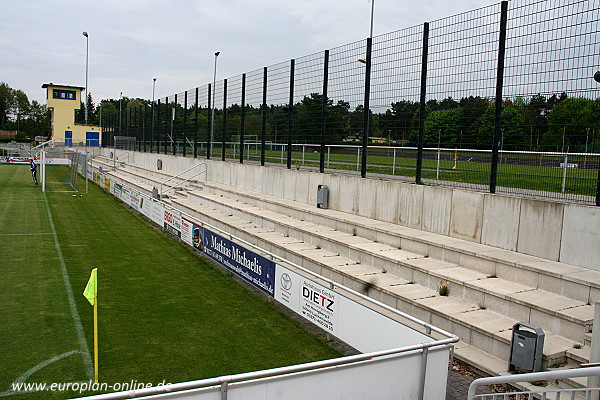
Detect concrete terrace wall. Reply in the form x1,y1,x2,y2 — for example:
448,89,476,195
112,150,600,271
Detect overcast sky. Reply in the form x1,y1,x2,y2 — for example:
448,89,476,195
2,0,497,105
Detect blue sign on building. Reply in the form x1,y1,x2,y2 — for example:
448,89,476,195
203,228,275,296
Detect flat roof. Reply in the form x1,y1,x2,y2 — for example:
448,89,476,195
42,83,85,90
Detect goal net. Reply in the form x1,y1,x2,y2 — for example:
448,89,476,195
41,146,88,193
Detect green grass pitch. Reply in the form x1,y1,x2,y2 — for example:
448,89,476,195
0,164,342,399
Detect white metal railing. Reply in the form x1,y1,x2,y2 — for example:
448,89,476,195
75,340,455,400
159,162,207,199
467,366,600,400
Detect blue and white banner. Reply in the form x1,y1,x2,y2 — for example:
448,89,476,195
203,228,275,296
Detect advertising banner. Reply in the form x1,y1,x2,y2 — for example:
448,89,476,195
121,186,130,203
163,209,182,239
275,267,338,334
129,190,140,211
139,198,165,226
115,182,122,198
275,264,432,352
203,228,275,296
181,217,204,251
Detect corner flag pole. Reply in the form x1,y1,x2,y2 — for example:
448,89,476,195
93,286,98,383
83,268,98,383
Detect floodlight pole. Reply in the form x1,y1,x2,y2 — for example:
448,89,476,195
369,0,375,38
83,31,89,124
210,51,220,157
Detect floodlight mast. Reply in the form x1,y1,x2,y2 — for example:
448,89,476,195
83,31,89,124
210,51,220,156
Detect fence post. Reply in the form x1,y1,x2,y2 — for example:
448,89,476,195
142,105,147,152
287,59,295,169
183,91,188,157
157,99,161,154
164,97,168,155
222,79,228,161
595,157,600,206
416,22,429,184
261,67,267,166
172,94,177,155
240,73,246,164
320,49,329,173
361,37,372,178
151,98,155,153
194,87,199,158
207,84,212,159
490,1,508,194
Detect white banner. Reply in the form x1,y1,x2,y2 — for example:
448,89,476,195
139,198,165,226
276,264,432,353
276,267,338,334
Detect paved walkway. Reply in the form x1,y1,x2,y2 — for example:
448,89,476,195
447,360,487,400
447,369,476,400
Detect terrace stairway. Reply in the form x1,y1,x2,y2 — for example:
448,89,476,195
91,155,600,391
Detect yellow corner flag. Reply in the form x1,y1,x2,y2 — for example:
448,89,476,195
83,268,99,383
83,268,97,305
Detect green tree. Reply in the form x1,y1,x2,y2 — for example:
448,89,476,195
472,104,527,150
546,97,598,152
424,108,462,147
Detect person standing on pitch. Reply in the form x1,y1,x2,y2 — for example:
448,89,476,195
30,158,38,187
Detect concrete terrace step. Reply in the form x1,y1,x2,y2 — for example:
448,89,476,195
190,179,600,305
183,187,594,343
91,156,595,375
170,195,579,370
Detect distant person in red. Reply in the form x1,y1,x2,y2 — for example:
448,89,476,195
30,158,38,187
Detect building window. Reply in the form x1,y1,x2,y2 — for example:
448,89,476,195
52,89,76,100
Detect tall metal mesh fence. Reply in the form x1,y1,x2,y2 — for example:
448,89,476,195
102,0,600,205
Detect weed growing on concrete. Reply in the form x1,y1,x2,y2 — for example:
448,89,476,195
438,281,450,296
352,228,357,236
573,343,582,349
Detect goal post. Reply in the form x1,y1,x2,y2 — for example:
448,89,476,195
41,146,88,194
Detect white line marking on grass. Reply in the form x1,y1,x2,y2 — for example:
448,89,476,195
0,350,81,397
0,199,46,202
0,233,53,236
43,193,94,380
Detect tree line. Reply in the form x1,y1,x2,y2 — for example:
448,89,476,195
105,91,600,152
3,80,598,152
0,82,50,141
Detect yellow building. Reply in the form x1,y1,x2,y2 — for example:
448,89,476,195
42,83,101,146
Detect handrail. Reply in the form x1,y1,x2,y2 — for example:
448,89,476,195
74,339,455,400
467,366,600,400
159,162,207,199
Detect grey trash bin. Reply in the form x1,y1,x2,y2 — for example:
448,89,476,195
509,322,545,373
317,185,329,209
